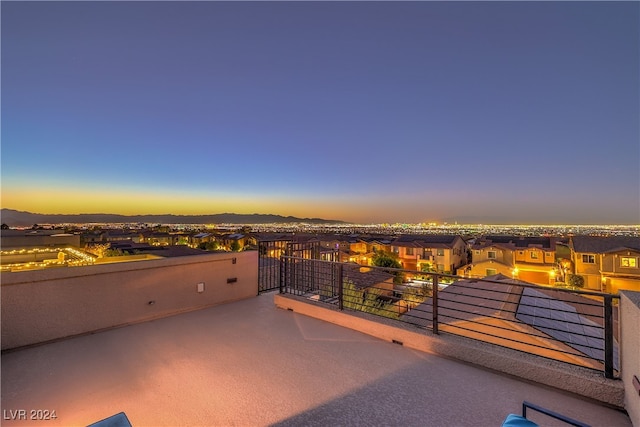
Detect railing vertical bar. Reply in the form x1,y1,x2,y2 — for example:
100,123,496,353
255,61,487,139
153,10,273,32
604,295,614,379
279,256,284,294
432,274,439,334
338,263,344,311
273,255,620,372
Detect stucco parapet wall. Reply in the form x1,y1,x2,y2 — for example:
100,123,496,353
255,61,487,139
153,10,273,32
0,251,251,285
620,290,640,309
619,290,640,427
274,293,625,409
1,251,258,351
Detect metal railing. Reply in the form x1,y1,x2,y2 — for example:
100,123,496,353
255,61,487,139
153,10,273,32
278,256,619,378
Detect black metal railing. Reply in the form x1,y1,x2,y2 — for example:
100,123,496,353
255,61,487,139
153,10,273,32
278,256,620,379
259,240,323,293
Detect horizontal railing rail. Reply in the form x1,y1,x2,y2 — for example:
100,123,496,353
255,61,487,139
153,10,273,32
278,255,619,379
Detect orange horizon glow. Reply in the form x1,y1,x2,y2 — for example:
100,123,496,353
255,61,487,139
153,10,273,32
0,186,371,222
5,185,637,225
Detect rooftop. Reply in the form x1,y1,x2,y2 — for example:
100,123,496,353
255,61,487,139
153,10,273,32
571,236,640,254
1,293,630,427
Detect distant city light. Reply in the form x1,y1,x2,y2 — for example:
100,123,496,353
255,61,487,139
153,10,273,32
0,247,96,272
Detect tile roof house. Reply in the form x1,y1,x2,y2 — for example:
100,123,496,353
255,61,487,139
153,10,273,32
390,234,467,273
570,236,640,293
460,236,559,286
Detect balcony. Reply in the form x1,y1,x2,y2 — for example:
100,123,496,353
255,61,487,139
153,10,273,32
1,253,638,426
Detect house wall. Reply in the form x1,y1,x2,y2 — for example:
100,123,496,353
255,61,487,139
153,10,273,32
396,246,420,271
514,248,553,265
573,251,602,291
370,242,391,253
620,291,640,427
450,237,468,271
473,246,514,266
431,248,451,273
420,243,465,274
1,251,258,350
466,260,513,278
518,270,553,286
350,241,368,253
602,252,640,277
606,277,640,294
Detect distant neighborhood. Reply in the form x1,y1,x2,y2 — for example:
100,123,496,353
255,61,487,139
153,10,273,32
1,223,638,295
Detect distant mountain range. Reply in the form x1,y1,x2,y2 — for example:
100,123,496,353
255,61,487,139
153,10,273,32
0,209,346,227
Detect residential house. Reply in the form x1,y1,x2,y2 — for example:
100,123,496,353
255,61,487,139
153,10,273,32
103,230,143,244
220,233,246,251
460,236,559,285
191,232,215,248
348,236,393,266
570,236,640,293
461,240,516,279
390,234,467,273
316,234,355,262
256,234,293,259
140,231,172,246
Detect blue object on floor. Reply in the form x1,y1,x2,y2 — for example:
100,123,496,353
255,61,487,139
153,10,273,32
502,413,539,427
87,411,132,427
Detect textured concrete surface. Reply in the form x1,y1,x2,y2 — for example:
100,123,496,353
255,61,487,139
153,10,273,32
275,293,625,408
1,293,631,427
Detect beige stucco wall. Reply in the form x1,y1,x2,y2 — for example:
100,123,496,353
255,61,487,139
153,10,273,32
467,259,513,278
609,277,640,294
514,248,551,265
1,251,258,350
620,291,640,426
473,246,513,265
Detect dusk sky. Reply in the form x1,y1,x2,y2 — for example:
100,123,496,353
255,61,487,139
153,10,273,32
2,1,638,224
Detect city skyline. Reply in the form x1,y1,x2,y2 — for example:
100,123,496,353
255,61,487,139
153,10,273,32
2,2,639,224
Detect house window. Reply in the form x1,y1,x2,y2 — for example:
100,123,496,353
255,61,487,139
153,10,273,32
487,251,497,259
486,268,497,276
424,250,432,257
621,257,637,268
582,254,595,264
406,248,414,256
436,249,445,256
530,252,539,259
437,264,445,272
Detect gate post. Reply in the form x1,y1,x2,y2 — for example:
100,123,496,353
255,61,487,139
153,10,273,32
432,274,439,334
604,295,614,379
279,256,285,294
338,263,344,311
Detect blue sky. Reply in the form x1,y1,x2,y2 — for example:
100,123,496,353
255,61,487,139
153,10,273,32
2,1,638,224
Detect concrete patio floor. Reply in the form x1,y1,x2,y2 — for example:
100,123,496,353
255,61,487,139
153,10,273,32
1,292,631,427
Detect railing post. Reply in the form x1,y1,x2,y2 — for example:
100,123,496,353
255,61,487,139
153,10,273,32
432,274,439,334
279,256,284,294
338,263,344,311
604,295,614,379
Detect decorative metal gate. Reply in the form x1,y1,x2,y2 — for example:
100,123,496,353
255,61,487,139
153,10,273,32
258,239,323,293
